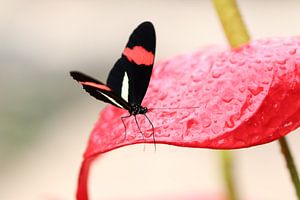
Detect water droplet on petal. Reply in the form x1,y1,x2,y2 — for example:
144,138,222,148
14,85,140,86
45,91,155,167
248,85,263,96
262,79,270,84
212,70,221,78
217,139,225,145
276,58,287,65
239,86,246,93
264,52,273,57
202,118,211,128
289,48,297,55
160,132,171,137
222,89,234,103
283,121,293,128
279,65,287,70
238,60,245,66
201,115,212,128
267,65,273,71
186,118,197,128
225,118,235,128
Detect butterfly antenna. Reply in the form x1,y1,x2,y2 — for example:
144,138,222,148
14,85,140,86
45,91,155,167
149,106,201,110
121,115,131,142
134,115,146,151
144,113,156,152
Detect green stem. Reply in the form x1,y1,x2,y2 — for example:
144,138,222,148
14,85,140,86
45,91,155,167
212,0,250,47
220,151,238,200
279,137,300,200
212,1,300,200
212,1,249,200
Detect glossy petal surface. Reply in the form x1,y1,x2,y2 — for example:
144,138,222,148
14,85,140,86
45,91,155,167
85,37,300,157
77,37,300,200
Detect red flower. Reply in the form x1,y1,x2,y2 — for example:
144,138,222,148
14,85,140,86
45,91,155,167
77,37,300,200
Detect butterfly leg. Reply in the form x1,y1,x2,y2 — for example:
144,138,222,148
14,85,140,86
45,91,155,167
144,113,156,151
121,115,131,142
133,115,146,151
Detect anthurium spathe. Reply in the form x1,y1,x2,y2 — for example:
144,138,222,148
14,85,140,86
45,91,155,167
77,37,300,200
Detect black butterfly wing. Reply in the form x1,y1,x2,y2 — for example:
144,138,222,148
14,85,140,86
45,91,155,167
70,71,131,110
106,21,156,105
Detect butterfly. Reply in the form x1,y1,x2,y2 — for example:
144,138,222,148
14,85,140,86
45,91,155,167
70,21,156,142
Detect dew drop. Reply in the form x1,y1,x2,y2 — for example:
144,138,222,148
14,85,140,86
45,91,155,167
232,113,241,121
279,65,287,70
238,60,246,66
225,119,235,128
248,103,255,112
205,86,211,91
212,70,221,78
202,118,211,128
264,52,273,57
262,79,270,84
248,85,263,96
180,81,187,86
208,79,214,84
267,65,273,71
239,86,246,93
222,95,233,103
276,58,287,65
217,139,225,145
201,117,212,128
222,89,234,103
289,48,297,55
283,121,293,128
186,118,197,128
251,135,261,143
160,132,171,137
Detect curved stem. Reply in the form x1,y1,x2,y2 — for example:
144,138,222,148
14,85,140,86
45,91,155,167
212,1,300,199
279,137,300,200
212,1,249,200
220,151,238,200
212,0,250,48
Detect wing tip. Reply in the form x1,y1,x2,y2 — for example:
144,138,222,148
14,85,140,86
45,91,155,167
139,21,154,27
69,71,82,82
136,21,155,33
69,71,103,85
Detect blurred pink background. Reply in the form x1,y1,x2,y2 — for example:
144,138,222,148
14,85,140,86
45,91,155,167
1,1,300,200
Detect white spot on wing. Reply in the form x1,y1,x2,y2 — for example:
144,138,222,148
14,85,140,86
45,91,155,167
121,72,129,102
97,91,124,109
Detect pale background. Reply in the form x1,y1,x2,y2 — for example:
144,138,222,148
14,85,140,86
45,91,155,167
1,0,300,200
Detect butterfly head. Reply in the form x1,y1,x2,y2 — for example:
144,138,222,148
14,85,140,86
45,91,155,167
130,104,148,115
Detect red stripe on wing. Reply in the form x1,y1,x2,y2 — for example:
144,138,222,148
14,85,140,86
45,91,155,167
123,46,154,66
79,81,112,91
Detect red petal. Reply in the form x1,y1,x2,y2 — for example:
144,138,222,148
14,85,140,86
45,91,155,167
77,37,300,199
76,156,97,200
